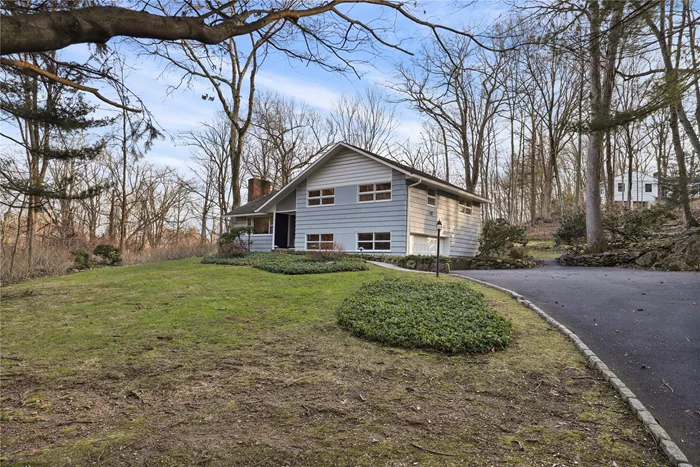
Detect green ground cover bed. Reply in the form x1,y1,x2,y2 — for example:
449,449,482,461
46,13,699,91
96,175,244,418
338,278,512,353
0,259,668,466
202,252,368,274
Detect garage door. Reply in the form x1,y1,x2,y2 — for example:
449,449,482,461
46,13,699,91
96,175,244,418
409,234,450,256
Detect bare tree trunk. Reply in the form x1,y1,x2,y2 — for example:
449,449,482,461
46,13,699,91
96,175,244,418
119,108,128,251
529,116,537,224
585,0,624,253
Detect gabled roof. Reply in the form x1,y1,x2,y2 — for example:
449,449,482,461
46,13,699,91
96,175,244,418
225,190,278,216
225,142,490,217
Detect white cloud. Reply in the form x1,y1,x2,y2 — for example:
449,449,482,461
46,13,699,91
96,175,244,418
395,119,424,143
256,72,341,111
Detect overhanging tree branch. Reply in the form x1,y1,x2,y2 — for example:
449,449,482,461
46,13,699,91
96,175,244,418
1,1,493,56
0,57,142,112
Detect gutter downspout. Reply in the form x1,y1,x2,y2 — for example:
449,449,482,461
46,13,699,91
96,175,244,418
406,179,423,256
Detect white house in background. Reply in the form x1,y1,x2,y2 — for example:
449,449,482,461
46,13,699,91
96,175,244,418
224,142,489,257
601,171,659,209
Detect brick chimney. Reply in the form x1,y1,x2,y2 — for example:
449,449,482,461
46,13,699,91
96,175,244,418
247,177,272,202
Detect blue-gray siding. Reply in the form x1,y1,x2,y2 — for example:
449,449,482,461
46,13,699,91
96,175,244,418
294,170,408,254
408,185,481,256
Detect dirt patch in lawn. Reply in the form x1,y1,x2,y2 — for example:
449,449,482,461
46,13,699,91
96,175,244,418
0,260,668,466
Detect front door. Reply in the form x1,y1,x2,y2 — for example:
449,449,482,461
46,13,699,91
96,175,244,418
274,213,289,248
288,215,296,249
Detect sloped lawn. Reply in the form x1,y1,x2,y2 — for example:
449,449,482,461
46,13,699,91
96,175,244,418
0,259,668,466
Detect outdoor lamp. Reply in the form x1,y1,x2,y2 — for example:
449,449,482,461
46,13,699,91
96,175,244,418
358,246,364,261
436,220,442,278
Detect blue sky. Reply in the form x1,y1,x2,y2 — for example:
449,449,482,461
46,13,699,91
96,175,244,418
49,0,509,175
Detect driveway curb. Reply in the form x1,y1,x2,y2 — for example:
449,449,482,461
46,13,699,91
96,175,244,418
454,274,692,467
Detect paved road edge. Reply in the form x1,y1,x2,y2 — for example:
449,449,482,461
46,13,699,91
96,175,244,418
454,274,693,467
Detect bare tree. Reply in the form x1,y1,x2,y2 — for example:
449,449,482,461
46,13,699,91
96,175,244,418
249,92,332,187
182,115,234,236
328,87,398,155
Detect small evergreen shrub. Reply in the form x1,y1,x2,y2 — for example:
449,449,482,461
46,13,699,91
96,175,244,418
508,245,528,260
338,278,512,353
479,218,527,256
603,204,674,244
93,244,122,265
554,210,587,246
218,227,253,255
71,249,92,270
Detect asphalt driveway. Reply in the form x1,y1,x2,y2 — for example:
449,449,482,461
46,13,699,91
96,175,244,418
453,262,700,464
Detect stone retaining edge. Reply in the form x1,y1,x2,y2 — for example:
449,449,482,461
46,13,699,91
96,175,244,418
453,274,692,467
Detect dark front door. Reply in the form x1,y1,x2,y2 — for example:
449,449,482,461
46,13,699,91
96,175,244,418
288,215,296,249
274,213,290,249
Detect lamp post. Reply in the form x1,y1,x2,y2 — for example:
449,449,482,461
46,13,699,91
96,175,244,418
436,220,442,278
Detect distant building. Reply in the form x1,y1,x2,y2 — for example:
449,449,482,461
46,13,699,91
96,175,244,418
601,171,658,209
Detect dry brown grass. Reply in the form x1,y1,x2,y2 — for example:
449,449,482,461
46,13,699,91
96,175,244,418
122,244,216,265
1,243,216,286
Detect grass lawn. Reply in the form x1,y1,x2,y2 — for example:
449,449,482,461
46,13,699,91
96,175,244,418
1,259,667,466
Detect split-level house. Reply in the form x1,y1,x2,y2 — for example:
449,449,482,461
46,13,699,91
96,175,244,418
225,142,489,257
600,171,659,209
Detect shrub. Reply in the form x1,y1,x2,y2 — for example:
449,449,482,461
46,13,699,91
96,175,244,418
554,210,587,246
93,244,122,266
508,245,528,260
306,243,346,262
603,204,674,244
479,218,527,256
219,242,248,258
218,227,253,255
70,249,92,270
337,278,512,353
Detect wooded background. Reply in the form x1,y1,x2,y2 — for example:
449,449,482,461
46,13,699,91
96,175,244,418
1,0,698,283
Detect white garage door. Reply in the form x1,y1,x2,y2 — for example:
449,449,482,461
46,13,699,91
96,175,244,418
409,234,450,256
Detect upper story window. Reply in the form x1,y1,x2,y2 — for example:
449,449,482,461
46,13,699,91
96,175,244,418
617,183,624,192
645,183,652,193
247,216,274,234
358,182,392,202
308,188,335,206
427,188,437,206
459,199,473,215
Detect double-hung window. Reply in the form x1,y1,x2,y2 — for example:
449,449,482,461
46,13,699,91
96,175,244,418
357,232,391,251
427,188,437,206
308,188,335,206
358,182,392,202
459,199,473,215
645,183,652,193
307,234,334,250
617,183,624,192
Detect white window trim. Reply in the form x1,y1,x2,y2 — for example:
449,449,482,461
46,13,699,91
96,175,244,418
356,232,391,252
247,216,274,235
307,187,335,207
427,188,437,207
306,233,334,250
357,182,392,203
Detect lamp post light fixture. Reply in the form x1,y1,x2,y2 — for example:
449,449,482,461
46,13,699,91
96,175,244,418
436,220,443,278
358,246,364,261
